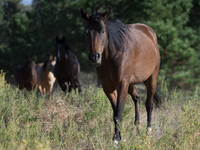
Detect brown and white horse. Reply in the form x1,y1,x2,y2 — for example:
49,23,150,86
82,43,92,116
36,55,56,94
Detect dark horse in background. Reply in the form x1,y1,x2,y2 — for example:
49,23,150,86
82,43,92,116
81,8,161,144
15,58,37,91
54,37,81,93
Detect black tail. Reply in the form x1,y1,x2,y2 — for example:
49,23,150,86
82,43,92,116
77,79,82,93
153,87,164,108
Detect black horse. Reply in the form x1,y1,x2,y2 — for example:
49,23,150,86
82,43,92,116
54,37,81,93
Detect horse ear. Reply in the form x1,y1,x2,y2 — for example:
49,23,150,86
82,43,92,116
102,8,111,21
56,36,58,42
49,55,53,60
81,8,88,21
54,56,57,61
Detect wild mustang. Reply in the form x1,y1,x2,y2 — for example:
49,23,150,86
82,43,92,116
81,8,161,144
15,58,37,91
54,37,81,93
36,55,56,94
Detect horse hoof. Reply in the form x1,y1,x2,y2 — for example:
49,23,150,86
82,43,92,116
113,139,119,148
134,120,141,125
146,127,152,136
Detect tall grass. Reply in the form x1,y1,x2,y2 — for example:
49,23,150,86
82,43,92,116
0,71,200,149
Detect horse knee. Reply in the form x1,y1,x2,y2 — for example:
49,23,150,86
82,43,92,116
62,85,67,92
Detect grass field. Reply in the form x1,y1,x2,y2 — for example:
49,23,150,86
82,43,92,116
0,71,200,150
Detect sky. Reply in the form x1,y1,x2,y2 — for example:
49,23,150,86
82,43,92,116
21,0,32,5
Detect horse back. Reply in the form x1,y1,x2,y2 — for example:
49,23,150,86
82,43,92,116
128,23,159,54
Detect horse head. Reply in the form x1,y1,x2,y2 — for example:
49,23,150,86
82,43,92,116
81,8,111,67
26,58,36,80
48,55,56,71
56,36,69,61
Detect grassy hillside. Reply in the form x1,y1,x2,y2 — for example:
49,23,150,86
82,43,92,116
0,71,200,149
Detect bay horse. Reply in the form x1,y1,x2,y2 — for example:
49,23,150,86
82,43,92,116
36,55,56,94
54,37,81,93
81,8,161,144
15,58,37,91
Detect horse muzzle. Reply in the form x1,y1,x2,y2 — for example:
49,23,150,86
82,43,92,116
88,53,102,67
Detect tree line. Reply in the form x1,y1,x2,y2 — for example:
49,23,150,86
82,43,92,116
0,0,200,90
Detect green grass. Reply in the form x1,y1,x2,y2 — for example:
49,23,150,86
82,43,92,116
0,71,200,150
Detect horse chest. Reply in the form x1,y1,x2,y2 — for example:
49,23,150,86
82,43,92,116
96,66,121,90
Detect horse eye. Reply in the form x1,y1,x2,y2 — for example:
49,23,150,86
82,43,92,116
102,30,104,34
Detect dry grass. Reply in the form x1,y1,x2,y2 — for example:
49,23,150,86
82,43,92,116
0,71,200,149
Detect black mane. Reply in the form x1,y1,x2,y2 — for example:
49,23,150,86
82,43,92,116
105,18,130,52
88,13,130,52
42,59,48,71
56,39,70,52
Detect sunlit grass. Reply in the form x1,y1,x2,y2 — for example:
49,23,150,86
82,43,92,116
0,71,200,149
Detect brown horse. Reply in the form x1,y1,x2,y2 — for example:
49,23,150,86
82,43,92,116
81,8,161,144
54,37,81,93
15,58,37,91
36,55,56,94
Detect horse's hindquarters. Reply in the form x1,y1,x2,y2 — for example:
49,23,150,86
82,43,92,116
128,25,159,83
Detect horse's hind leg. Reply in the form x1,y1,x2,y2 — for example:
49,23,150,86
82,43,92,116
74,78,82,93
68,81,74,93
144,72,158,132
128,85,140,125
38,85,43,94
19,84,23,90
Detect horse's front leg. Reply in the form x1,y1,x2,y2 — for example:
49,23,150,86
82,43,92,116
38,85,43,94
103,81,129,143
68,80,74,93
102,87,118,139
57,80,67,92
114,81,129,142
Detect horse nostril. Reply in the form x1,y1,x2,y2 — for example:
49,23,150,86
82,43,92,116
96,53,100,59
88,54,91,61
88,53,101,63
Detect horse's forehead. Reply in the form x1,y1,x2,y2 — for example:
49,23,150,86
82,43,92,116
30,61,35,66
57,42,65,47
86,20,104,31
50,60,56,66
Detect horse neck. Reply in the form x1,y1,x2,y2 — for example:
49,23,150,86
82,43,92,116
42,65,49,75
58,53,69,65
21,64,30,78
43,64,54,76
101,46,124,70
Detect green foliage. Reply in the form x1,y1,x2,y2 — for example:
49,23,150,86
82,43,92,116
1,0,200,89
